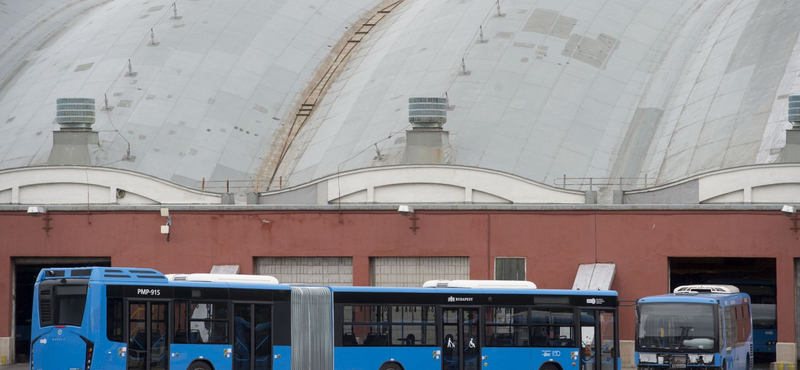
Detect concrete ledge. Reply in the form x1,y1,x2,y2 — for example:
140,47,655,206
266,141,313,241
776,342,797,364
0,203,792,212
0,337,11,364
620,340,635,368
771,362,797,370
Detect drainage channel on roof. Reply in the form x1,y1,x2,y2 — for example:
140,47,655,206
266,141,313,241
265,0,406,190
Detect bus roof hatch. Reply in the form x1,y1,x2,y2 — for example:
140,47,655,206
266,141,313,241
166,273,280,284
422,280,537,289
674,284,740,294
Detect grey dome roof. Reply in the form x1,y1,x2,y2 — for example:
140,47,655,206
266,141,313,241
1,0,800,193
274,0,800,188
0,0,383,188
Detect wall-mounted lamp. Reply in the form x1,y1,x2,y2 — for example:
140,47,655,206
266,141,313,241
28,206,52,236
398,205,419,234
160,207,172,241
783,205,798,233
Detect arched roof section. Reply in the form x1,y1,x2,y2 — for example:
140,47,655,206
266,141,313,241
624,163,800,204
0,166,221,204
258,164,585,204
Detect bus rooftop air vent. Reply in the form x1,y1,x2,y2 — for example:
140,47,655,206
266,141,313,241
673,284,739,294
423,280,537,289
790,95,800,127
166,273,279,284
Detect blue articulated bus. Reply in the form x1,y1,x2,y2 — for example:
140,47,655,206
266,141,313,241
635,285,753,370
326,280,620,370
30,267,292,370
31,268,619,370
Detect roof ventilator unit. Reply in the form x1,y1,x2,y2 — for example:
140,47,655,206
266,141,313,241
673,284,740,294
782,95,800,162
403,97,450,164
423,279,537,289
166,273,279,284
47,98,99,165
790,95,800,127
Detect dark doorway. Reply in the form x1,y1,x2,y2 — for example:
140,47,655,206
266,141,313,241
669,257,776,366
13,257,110,363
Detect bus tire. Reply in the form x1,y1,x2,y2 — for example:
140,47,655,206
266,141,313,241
188,360,213,370
379,362,404,370
746,354,751,370
541,363,562,370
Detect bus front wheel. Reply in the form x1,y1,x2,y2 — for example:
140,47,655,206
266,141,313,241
189,361,213,370
379,362,404,370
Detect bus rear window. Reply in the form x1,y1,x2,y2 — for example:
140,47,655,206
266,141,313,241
40,284,88,327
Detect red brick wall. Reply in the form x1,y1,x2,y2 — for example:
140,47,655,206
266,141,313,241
1,209,797,342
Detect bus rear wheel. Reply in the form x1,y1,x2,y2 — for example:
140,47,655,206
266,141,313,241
189,361,213,370
541,363,561,370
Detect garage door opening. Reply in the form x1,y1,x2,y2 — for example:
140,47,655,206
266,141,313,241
13,257,110,363
670,257,776,365
370,257,470,287
255,257,353,286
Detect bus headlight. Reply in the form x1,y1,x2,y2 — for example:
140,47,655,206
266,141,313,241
639,353,658,364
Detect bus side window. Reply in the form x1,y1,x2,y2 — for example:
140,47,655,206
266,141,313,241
744,304,752,339
189,302,229,344
174,301,188,343
390,305,436,346
531,308,575,348
342,305,389,346
107,298,124,342
724,306,736,348
484,307,528,347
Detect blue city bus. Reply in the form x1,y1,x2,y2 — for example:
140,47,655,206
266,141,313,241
327,280,620,370
708,279,776,355
30,267,292,370
635,285,753,370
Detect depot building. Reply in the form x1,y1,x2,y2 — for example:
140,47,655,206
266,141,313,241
3,0,800,367
2,163,800,366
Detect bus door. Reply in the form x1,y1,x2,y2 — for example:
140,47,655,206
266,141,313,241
442,307,481,370
128,301,169,370
580,310,617,370
233,303,273,370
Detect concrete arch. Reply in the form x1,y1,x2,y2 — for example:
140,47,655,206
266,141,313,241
258,164,585,204
0,166,221,204
624,163,800,204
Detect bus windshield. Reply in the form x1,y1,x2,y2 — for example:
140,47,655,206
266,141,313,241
637,303,716,351
39,283,88,327
752,304,776,329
